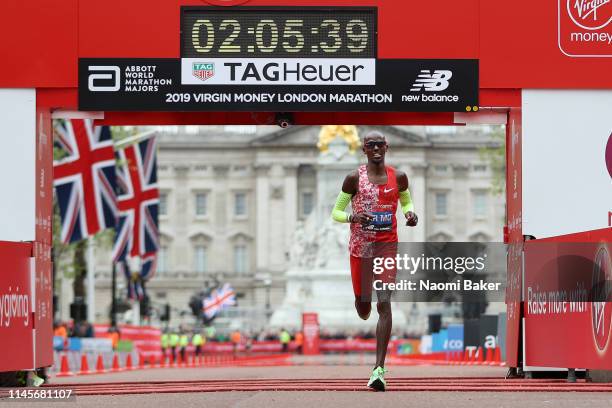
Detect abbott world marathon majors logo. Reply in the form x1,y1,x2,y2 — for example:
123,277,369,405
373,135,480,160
591,245,612,352
559,0,612,57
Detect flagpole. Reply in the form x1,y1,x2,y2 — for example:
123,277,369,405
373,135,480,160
86,237,96,323
132,257,141,326
114,130,156,149
111,262,117,328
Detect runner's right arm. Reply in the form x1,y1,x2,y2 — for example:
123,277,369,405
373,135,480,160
331,171,372,225
332,191,353,223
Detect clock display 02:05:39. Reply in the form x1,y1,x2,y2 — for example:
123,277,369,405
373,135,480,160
181,11,376,58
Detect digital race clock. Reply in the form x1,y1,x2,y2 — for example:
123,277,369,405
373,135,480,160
181,7,377,58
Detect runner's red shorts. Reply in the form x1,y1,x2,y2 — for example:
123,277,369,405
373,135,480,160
350,244,397,300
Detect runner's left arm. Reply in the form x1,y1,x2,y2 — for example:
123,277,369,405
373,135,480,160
397,171,418,226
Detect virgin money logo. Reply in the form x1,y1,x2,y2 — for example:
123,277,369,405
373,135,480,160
559,0,612,57
606,133,612,179
591,246,612,352
568,0,612,30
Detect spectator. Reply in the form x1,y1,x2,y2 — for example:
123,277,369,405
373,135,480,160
161,330,169,359
294,331,304,354
179,332,189,363
279,328,291,353
169,330,179,362
230,330,241,355
192,331,205,358
53,321,67,339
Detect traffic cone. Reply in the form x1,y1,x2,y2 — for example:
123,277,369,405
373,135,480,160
468,349,477,365
111,354,121,372
125,354,133,370
485,348,494,365
138,353,145,369
493,347,502,366
95,354,106,373
476,347,484,365
462,350,470,365
56,354,74,377
78,354,91,375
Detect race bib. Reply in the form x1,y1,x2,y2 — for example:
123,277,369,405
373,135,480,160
363,211,393,232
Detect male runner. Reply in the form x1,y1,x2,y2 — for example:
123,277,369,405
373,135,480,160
331,130,418,391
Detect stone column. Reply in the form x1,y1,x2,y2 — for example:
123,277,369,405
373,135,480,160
408,162,428,242
452,163,470,240
173,164,190,272
212,164,230,272
282,163,298,252
254,164,271,271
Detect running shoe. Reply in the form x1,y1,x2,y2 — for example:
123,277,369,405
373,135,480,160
26,372,44,387
367,366,387,391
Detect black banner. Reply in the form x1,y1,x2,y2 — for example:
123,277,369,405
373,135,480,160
79,58,478,112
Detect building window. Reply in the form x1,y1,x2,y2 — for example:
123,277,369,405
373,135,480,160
434,165,448,173
159,193,168,216
234,192,247,216
473,165,487,172
234,245,247,274
194,245,207,274
195,193,207,216
473,191,488,218
435,192,448,217
302,192,314,217
157,246,168,274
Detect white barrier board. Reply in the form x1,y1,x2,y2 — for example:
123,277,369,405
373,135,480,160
522,90,612,238
0,89,35,241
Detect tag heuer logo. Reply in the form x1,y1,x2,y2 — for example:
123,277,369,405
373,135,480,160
193,63,214,81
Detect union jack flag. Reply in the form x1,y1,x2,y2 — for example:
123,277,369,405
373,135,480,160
140,252,157,281
112,135,160,261
53,119,118,243
202,283,237,319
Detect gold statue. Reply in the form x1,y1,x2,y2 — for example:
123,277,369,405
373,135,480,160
317,125,360,154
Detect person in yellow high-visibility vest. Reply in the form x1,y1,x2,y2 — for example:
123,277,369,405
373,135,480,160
192,331,205,358
279,328,291,353
160,331,169,358
179,332,189,363
169,331,180,362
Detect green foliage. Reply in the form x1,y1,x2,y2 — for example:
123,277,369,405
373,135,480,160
478,127,506,196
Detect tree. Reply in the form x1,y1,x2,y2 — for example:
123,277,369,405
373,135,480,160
478,127,506,196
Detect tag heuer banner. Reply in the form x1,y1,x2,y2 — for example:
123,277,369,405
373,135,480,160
79,58,478,112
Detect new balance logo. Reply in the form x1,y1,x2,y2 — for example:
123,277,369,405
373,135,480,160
410,70,453,92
